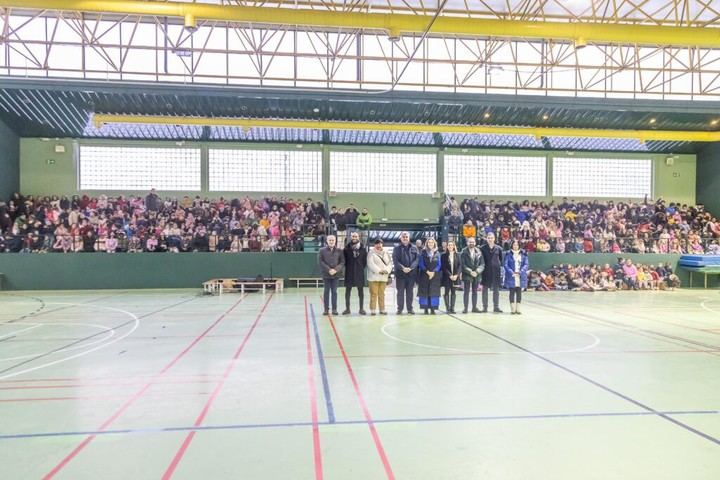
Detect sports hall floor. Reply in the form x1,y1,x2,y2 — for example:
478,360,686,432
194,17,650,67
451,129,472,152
0,288,718,479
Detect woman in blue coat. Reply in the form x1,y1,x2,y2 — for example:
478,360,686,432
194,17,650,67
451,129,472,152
503,240,529,315
417,237,443,314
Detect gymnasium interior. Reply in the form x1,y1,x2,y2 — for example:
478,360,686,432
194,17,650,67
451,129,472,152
0,1,719,479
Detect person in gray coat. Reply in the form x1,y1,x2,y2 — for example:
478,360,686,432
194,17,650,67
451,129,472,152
460,237,485,314
318,235,344,315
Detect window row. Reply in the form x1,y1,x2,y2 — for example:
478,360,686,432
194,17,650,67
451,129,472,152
78,146,653,198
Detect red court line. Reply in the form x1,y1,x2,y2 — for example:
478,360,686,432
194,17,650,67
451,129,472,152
41,294,248,480
6,334,248,342
0,392,211,403
304,297,323,479
324,302,395,480
0,379,216,390
0,374,222,384
161,294,274,480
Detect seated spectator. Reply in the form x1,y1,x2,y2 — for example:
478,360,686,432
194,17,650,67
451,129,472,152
622,259,639,290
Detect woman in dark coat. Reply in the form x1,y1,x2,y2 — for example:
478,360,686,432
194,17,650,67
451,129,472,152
503,240,529,315
441,240,461,313
417,237,443,314
343,231,367,315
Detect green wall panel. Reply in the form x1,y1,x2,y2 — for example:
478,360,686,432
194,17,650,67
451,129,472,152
0,253,319,290
697,143,720,217
0,119,20,200
0,252,707,291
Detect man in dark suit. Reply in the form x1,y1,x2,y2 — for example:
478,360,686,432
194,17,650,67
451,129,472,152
318,235,344,315
392,231,419,315
460,237,485,313
480,232,503,313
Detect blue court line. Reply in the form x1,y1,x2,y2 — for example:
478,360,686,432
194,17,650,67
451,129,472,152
1,410,718,441
309,302,336,424
447,313,720,447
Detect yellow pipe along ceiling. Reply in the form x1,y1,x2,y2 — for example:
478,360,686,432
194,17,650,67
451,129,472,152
91,114,720,143
2,0,719,48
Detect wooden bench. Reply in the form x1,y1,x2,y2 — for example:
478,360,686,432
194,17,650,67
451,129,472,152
203,278,284,295
289,277,345,288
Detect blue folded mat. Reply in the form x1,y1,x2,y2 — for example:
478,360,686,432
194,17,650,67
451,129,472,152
679,255,720,267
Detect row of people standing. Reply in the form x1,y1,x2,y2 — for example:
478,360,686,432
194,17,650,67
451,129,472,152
318,231,529,316
317,231,390,315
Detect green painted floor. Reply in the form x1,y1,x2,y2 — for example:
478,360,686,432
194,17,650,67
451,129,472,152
0,288,719,479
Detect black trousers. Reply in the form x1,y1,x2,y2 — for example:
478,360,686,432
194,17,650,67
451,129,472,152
509,287,522,303
463,278,479,310
482,277,501,310
345,285,364,310
323,278,338,311
396,275,416,312
443,284,457,311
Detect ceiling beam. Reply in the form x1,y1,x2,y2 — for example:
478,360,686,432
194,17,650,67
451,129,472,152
2,0,719,48
92,114,720,142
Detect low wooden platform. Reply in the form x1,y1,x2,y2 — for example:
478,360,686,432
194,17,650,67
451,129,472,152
203,277,284,295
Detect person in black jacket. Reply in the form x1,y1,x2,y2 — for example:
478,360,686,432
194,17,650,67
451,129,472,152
441,240,461,314
318,235,345,315
343,231,367,315
480,232,504,313
460,237,485,313
392,231,419,315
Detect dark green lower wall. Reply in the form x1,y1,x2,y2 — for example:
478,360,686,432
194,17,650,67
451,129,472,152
0,253,320,290
0,119,20,200
697,143,720,217
0,252,711,291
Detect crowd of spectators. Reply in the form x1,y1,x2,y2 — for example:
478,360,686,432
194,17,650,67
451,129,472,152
444,196,720,254
0,191,328,253
3,190,720,256
527,259,681,292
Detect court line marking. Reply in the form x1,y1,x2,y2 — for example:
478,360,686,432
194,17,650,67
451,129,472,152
380,317,600,355
448,313,720,447
526,300,720,354
0,373,223,384
40,294,248,480
0,304,140,381
1,409,719,441
325,300,395,480
0,325,42,341
0,295,201,380
303,297,324,480
309,302,336,424
700,300,720,316
0,323,116,362
161,294,274,480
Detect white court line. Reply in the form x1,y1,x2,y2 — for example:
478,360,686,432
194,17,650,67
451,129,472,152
0,323,116,362
700,300,720,316
0,303,140,381
380,318,600,355
0,325,42,341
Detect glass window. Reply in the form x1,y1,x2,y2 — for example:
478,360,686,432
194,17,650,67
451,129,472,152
330,151,436,193
552,157,652,198
79,145,201,190
444,155,546,196
209,148,321,192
